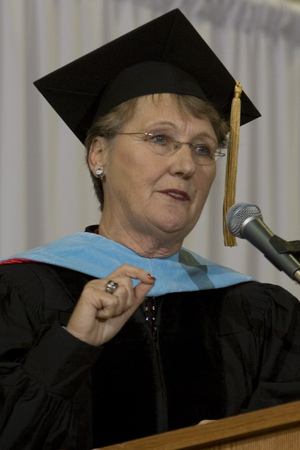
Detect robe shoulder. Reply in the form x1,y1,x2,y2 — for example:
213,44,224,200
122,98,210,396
220,282,300,340
222,280,300,318
0,262,93,324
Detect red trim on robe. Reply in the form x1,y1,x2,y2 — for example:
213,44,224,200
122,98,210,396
0,258,33,266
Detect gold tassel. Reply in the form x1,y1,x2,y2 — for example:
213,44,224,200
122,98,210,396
223,81,242,246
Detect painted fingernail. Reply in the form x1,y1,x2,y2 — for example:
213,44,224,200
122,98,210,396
147,274,156,281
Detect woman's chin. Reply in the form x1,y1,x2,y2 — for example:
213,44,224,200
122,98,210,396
152,216,194,238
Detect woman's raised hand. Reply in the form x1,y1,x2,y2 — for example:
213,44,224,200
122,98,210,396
66,264,155,346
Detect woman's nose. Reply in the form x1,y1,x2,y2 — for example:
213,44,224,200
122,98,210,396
169,144,196,178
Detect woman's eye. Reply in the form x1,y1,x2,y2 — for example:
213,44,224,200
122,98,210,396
194,145,211,156
150,134,168,145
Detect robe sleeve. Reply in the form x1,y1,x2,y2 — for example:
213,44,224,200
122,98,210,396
222,282,300,413
0,264,101,449
248,283,300,409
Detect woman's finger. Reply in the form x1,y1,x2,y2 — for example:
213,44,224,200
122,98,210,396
107,264,156,286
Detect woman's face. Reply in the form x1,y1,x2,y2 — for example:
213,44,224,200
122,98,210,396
91,94,218,249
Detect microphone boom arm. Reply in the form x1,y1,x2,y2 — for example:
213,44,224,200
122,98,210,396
241,216,300,284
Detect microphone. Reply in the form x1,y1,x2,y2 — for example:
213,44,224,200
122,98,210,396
226,203,300,284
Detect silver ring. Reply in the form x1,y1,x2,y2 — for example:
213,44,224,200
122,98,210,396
105,280,119,294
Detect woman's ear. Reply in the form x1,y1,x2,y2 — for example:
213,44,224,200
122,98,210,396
88,136,106,173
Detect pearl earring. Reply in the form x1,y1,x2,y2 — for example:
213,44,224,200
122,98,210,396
95,166,105,180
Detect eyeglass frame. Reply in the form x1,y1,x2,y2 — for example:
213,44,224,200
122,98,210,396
115,132,225,166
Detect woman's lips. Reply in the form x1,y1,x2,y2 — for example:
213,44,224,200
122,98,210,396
159,189,190,201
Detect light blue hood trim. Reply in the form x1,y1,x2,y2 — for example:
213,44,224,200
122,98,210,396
6,233,254,296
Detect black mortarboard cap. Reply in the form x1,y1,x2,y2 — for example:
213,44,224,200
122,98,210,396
34,9,260,145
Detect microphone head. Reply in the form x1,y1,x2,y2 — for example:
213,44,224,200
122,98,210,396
226,203,262,238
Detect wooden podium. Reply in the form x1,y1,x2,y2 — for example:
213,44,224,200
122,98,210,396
100,400,300,449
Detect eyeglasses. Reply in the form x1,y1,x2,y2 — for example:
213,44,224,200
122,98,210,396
116,132,225,166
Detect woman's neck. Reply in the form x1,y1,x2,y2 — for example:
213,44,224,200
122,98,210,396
98,221,183,259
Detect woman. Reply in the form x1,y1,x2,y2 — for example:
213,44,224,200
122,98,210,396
1,10,300,450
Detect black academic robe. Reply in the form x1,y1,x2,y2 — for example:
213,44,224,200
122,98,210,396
0,262,300,450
